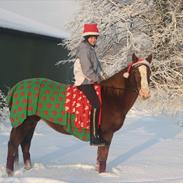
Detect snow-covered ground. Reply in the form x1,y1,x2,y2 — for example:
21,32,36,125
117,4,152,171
1,107,183,183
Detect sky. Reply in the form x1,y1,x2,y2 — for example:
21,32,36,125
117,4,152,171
0,0,80,38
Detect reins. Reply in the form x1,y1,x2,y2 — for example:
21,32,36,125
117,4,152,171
102,86,139,93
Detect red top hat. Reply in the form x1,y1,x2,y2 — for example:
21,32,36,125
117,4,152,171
82,23,99,37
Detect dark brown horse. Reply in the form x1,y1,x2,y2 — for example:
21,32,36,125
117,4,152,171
6,53,152,176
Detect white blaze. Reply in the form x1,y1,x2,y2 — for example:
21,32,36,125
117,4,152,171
138,65,150,98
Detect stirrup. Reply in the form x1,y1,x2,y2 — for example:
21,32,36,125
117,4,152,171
90,136,107,146
90,141,106,147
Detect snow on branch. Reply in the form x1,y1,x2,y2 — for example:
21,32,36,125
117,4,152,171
0,89,10,131
64,0,183,111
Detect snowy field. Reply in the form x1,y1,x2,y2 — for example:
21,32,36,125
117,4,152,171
1,107,183,183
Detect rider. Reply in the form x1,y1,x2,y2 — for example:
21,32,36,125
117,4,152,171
73,23,107,146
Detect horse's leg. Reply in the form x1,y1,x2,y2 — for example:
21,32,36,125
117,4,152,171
6,127,25,176
96,132,113,173
14,148,19,166
21,116,39,170
6,116,39,176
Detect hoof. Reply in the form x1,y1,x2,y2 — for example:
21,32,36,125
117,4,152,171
6,168,14,177
23,152,32,170
24,160,32,170
96,161,106,173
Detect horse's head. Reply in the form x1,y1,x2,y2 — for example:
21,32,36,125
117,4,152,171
123,53,152,99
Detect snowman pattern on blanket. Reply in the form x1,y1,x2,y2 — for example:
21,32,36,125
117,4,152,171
65,85,102,129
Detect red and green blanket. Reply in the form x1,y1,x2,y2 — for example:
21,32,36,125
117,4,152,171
7,78,101,142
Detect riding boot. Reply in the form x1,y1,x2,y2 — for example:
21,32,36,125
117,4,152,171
90,108,107,146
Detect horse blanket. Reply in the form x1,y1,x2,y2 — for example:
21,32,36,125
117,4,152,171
7,78,102,142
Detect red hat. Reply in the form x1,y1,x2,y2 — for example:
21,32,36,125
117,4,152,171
82,23,99,37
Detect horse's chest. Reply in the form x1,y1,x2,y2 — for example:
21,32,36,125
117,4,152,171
101,94,128,131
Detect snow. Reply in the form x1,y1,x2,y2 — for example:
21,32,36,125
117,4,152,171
1,107,183,183
0,0,79,38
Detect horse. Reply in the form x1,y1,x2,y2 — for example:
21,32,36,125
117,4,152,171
6,53,152,176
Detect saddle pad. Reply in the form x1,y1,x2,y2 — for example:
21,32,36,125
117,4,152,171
65,85,101,129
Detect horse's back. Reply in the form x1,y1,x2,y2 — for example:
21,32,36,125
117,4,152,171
7,78,67,127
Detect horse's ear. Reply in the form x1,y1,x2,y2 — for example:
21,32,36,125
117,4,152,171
146,54,152,63
132,53,138,63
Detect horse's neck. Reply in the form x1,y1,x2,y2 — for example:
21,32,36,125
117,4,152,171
101,68,139,117
100,67,138,99
101,69,126,89
100,69,127,99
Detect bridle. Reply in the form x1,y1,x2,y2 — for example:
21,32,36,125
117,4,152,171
102,60,151,93
123,58,151,79
102,85,139,93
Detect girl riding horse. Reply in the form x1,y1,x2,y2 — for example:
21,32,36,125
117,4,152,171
74,23,107,146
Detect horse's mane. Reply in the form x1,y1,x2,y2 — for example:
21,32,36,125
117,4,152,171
101,68,127,97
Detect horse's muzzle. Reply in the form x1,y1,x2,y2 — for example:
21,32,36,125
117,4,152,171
139,88,151,99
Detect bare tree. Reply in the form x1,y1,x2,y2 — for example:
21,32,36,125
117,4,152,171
63,0,183,111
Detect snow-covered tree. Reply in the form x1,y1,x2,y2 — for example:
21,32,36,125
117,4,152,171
63,0,183,111
0,89,9,131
